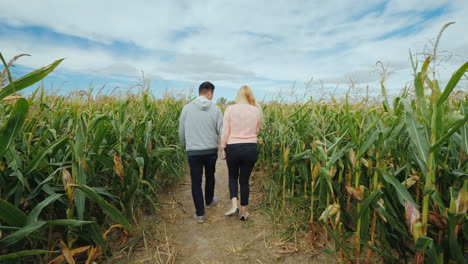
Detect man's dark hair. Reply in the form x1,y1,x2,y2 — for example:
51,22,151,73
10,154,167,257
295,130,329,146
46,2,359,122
199,81,215,95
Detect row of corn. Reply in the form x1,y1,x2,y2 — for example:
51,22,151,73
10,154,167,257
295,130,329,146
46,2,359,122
0,54,186,263
257,56,467,263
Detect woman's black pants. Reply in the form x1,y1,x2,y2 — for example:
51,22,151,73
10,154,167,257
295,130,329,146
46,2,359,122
225,143,258,206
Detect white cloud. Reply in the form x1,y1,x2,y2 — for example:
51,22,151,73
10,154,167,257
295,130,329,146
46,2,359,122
0,0,467,98
158,53,256,81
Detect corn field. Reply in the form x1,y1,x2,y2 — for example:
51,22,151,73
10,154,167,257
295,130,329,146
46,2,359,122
0,54,185,263
257,55,467,263
0,46,467,263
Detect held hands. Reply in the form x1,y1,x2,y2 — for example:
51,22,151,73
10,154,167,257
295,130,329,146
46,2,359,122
221,150,226,160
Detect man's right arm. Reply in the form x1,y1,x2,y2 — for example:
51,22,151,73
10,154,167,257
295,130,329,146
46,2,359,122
220,106,230,150
178,107,186,147
216,106,223,136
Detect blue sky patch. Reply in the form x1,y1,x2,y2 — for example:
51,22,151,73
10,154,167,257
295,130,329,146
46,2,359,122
1,0,466,100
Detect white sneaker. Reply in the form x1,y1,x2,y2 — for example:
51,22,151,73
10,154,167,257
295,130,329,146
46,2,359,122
193,213,205,223
206,196,219,208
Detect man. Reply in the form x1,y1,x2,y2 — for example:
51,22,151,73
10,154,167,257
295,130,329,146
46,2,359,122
178,81,223,223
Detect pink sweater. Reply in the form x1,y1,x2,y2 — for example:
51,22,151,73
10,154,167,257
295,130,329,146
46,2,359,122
221,103,262,149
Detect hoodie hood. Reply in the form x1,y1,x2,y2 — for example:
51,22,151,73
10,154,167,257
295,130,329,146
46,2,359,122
192,96,212,111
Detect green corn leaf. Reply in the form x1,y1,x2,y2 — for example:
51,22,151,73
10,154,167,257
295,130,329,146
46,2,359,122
24,136,68,174
371,203,407,235
0,221,46,247
380,169,417,208
5,149,29,190
414,72,429,124
361,115,380,139
0,98,29,160
347,116,359,145
327,129,348,153
91,118,110,153
381,80,391,113
28,172,57,199
447,213,465,263
70,184,133,232
430,190,447,217
0,58,64,101
26,194,62,224
0,198,27,227
379,122,405,159
403,99,429,176
135,157,145,168
91,187,119,200
357,190,382,219
27,85,41,104
0,250,56,261
47,219,93,227
360,206,372,248
430,115,468,152
322,223,351,258
92,154,114,169
74,115,86,159
328,143,349,168
150,147,176,157
461,122,468,155
437,61,468,106
87,222,106,249
140,180,156,193
287,99,313,119
416,57,431,105
358,129,379,158
89,113,109,129
415,237,438,264
74,163,87,220
319,167,334,194
0,226,20,231
289,149,311,164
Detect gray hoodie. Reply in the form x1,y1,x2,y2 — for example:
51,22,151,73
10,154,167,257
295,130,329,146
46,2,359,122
178,96,223,156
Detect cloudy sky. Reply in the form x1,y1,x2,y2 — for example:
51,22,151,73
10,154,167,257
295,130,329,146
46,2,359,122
1,0,467,101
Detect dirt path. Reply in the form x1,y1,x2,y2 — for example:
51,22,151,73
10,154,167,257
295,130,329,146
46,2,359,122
126,155,334,264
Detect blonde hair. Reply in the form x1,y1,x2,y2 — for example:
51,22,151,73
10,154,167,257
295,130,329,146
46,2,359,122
235,85,257,107
235,85,263,122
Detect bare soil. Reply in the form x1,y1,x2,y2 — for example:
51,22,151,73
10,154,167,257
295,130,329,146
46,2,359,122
117,155,337,264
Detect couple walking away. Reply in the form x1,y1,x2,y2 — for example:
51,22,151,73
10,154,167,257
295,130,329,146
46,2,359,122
178,82,262,223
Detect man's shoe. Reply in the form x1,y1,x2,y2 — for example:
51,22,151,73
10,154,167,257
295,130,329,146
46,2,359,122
193,213,205,223
206,196,219,208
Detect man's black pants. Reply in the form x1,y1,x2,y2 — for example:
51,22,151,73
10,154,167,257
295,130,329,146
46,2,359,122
225,143,258,206
188,153,217,216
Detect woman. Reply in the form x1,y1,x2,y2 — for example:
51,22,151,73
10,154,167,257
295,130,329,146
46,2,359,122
221,86,262,221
